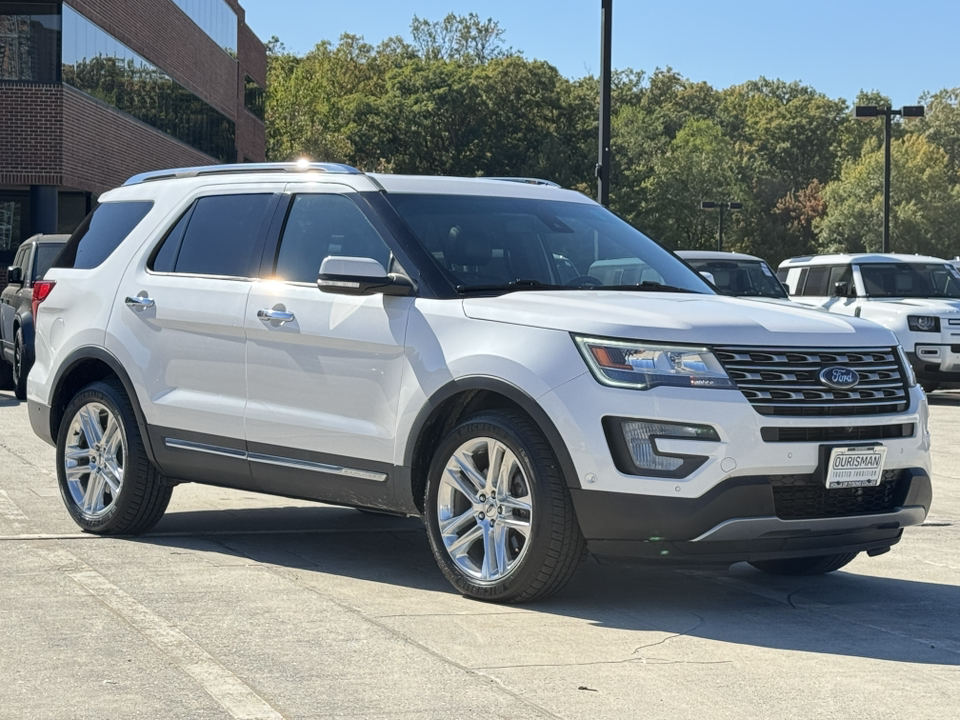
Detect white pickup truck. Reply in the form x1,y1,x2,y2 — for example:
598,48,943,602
778,253,960,391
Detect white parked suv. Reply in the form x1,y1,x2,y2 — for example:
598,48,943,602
779,253,960,392
29,164,932,602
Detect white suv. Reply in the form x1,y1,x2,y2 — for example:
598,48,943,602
779,253,960,392
29,164,932,602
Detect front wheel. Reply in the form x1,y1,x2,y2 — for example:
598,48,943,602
57,378,172,534
423,410,585,603
748,552,859,576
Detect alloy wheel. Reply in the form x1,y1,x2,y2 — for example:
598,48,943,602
63,402,126,518
436,436,534,583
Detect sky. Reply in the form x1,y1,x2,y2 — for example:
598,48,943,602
239,0,957,105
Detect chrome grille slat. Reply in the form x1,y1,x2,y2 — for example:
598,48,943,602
715,346,910,417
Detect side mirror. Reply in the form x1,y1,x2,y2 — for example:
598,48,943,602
699,271,716,285
834,281,856,297
318,256,414,297
6,266,23,285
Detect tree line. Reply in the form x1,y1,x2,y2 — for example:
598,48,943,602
265,14,960,266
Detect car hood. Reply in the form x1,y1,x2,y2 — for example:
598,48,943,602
863,298,960,314
462,291,898,346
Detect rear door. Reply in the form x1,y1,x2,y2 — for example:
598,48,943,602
107,185,283,488
1,245,29,351
243,185,412,507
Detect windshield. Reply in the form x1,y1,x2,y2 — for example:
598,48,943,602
387,194,714,294
859,262,960,298
684,258,787,298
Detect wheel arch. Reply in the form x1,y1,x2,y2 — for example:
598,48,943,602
15,311,34,346
48,347,157,465
404,377,581,515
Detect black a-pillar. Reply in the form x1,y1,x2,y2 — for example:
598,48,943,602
29,185,58,236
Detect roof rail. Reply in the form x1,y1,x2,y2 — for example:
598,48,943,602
782,255,814,264
123,162,363,186
487,177,561,188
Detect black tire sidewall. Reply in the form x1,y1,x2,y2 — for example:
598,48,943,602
13,327,29,399
56,381,141,533
424,412,569,601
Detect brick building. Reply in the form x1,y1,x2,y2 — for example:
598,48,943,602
0,0,267,265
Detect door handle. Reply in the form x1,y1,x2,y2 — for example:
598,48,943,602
125,295,155,309
257,308,295,325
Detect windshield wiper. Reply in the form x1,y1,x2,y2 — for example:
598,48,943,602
602,281,697,293
456,279,566,294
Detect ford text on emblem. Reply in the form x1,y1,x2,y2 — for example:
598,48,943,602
819,366,860,390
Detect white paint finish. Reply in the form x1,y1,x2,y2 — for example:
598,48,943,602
538,371,930,498
244,281,411,463
461,291,899,347
107,271,252,439
34,546,284,720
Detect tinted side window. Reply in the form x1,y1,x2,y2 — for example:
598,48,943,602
827,264,853,293
149,208,192,273
274,194,391,284
173,194,274,278
54,202,154,269
799,266,831,296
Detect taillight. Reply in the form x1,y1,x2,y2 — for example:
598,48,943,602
32,280,56,319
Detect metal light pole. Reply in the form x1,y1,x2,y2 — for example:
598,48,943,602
597,0,612,207
700,201,742,252
854,104,925,253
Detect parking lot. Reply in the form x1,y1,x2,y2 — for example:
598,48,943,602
1,392,958,720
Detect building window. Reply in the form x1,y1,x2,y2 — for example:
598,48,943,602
0,2,61,82
170,0,237,56
61,6,236,163
244,74,264,121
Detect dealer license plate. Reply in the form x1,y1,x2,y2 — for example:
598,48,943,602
825,445,887,489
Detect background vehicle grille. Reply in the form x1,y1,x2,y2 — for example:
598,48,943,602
770,470,907,519
714,347,909,416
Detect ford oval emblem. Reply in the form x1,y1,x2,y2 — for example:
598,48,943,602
819,366,860,390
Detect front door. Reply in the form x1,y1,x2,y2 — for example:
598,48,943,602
244,186,411,508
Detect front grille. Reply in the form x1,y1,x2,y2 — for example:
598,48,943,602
714,347,909,416
770,469,907,520
761,423,914,443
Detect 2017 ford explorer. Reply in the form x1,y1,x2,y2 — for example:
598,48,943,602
28,164,932,602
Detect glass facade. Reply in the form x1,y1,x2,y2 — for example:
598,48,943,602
244,73,264,120
0,2,60,82
61,5,236,162
171,0,237,55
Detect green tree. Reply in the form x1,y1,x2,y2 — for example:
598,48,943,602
816,133,960,256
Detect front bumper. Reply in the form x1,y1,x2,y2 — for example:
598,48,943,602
908,348,960,385
571,467,931,562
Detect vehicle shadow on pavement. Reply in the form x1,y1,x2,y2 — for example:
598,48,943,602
0,393,21,407
146,505,959,667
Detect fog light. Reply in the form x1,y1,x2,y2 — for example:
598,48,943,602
604,418,719,478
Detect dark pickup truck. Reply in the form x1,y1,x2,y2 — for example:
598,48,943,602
1,234,68,399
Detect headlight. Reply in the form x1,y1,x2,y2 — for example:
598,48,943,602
896,345,918,387
907,315,940,332
574,336,735,390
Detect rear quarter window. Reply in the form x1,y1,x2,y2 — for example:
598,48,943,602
54,201,154,270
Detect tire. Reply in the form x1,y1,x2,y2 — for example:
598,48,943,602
423,410,586,603
0,358,13,391
921,382,939,394
56,378,172,534
12,326,29,401
748,552,859,576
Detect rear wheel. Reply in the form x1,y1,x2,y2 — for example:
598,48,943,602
423,410,585,603
57,378,172,534
12,326,29,400
921,382,939,394
748,552,859,576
